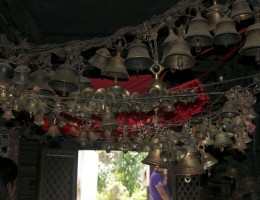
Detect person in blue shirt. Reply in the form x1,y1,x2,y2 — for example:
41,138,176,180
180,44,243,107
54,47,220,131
149,165,171,200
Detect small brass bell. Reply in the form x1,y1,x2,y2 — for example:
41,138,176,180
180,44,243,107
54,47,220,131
12,65,31,85
100,106,119,131
233,134,248,153
46,122,61,137
231,0,253,22
103,131,115,153
48,61,79,95
185,10,213,51
213,14,241,46
239,17,260,64
2,109,15,120
27,69,55,96
174,145,205,176
103,41,129,80
124,40,153,71
221,100,239,118
206,0,224,32
200,150,218,170
214,130,233,150
88,48,111,71
118,133,132,153
132,136,143,152
77,130,89,147
141,149,168,168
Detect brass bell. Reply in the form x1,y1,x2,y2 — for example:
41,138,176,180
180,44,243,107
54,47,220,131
104,131,116,153
185,10,213,51
27,69,55,96
88,48,111,70
0,62,14,82
48,61,79,95
46,121,61,137
124,40,153,71
2,109,15,120
132,136,143,152
161,17,178,66
207,0,224,32
239,17,260,64
103,41,129,80
232,134,248,153
200,150,218,170
174,145,205,176
100,106,119,131
77,130,89,147
142,149,168,168
12,65,31,85
118,133,132,153
221,100,239,118
202,132,215,146
162,35,195,70
213,14,241,46
214,130,233,150
231,0,253,22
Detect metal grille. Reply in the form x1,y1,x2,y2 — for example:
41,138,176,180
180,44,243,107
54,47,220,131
175,175,204,200
39,149,78,200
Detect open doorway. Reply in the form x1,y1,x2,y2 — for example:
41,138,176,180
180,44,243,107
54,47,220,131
77,150,148,200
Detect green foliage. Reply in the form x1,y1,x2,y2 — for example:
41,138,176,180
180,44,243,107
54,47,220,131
97,151,147,200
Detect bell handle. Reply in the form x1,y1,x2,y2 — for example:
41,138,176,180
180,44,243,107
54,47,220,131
197,143,205,152
184,176,191,183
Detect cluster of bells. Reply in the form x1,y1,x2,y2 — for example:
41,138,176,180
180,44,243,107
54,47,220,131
95,85,256,178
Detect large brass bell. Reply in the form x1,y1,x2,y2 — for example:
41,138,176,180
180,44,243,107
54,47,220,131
162,35,195,70
142,149,168,168
100,106,119,131
207,0,224,32
0,62,14,82
185,10,213,51
103,41,129,80
88,48,111,71
124,40,153,71
48,61,79,95
161,16,178,67
221,100,239,118
174,145,205,176
214,130,233,151
12,65,31,85
213,14,241,46
239,17,260,64
231,0,253,22
27,69,55,96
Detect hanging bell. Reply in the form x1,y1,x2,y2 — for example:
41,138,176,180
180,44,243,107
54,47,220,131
174,145,205,176
185,10,213,51
231,0,253,22
221,100,239,118
27,69,55,96
132,136,143,152
162,35,195,70
206,0,224,32
77,130,89,147
12,65,31,85
2,109,15,120
48,61,79,95
233,134,248,153
100,106,119,131
124,40,153,71
118,134,132,153
88,48,111,71
161,18,178,66
239,17,260,64
213,14,241,46
200,151,218,170
214,130,233,150
0,62,14,82
141,149,168,168
202,132,215,146
46,123,61,137
103,41,129,80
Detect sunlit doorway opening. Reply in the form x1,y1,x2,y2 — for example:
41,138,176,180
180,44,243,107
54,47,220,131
77,150,148,200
